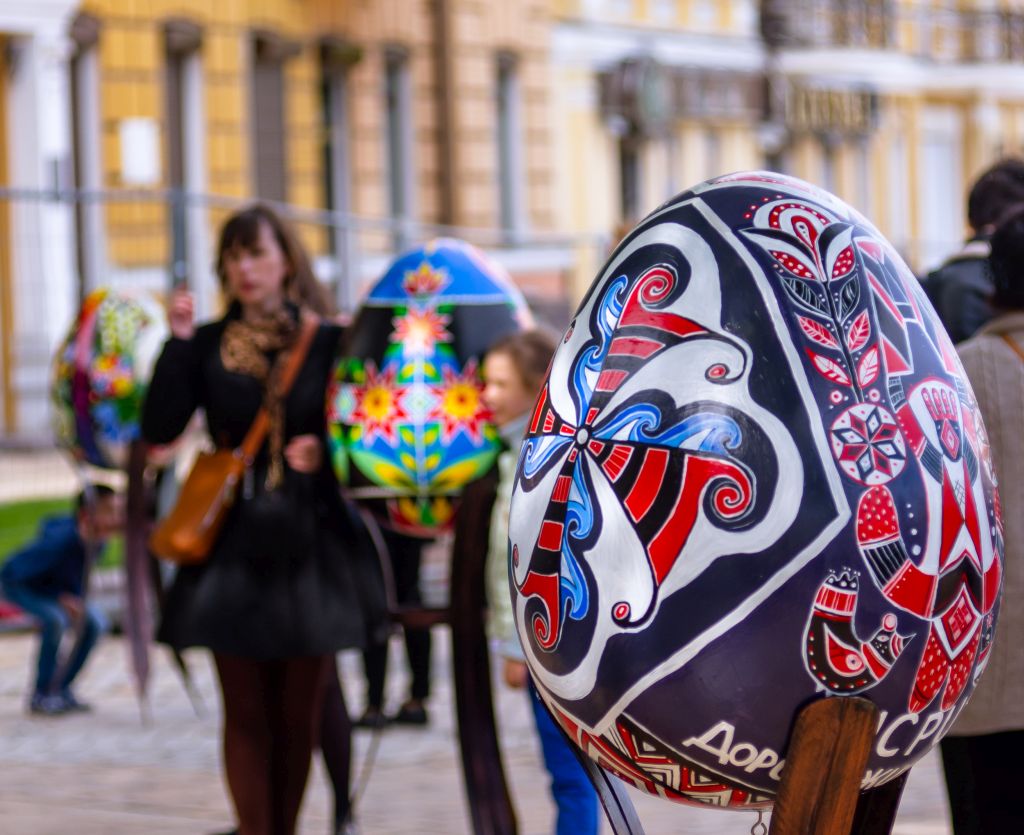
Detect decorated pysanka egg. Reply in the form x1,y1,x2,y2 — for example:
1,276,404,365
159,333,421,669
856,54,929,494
508,172,1003,808
51,287,169,470
327,238,531,536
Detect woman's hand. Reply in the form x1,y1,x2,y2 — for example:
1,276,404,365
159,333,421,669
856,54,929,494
503,658,528,689
284,434,323,474
167,288,196,340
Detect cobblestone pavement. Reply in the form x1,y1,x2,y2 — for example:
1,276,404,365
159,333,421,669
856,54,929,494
0,629,952,835
0,448,82,504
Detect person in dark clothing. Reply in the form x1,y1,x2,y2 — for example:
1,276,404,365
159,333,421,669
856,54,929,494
923,157,1024,343
142,204,384,835
319,661,355,834
354,528,432,728
939,207,1024,835
0,484,122,715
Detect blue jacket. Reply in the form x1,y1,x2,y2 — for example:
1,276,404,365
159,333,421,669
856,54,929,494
0,516,97,598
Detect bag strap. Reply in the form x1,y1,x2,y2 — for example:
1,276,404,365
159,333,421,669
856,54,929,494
1000,333,1024,365
237,314,320,463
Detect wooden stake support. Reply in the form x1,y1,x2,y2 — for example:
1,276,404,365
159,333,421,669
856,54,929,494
770,697,878,834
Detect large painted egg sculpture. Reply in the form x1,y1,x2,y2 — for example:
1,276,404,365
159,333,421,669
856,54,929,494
51,287,169,470
508,172,1003,808
328,238,531,536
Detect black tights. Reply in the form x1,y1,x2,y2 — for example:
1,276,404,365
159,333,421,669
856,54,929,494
319,660,353,828
214,653,330,835
362,529,431,709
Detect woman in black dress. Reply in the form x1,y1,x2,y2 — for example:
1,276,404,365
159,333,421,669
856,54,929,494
143,205,381,835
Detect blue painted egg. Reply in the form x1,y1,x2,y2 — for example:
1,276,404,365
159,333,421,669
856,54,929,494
508,172,1003,808
328,238,531,535
51,287,169,470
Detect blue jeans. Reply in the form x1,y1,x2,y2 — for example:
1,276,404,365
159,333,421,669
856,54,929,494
530,682,600,835
2,581,106,696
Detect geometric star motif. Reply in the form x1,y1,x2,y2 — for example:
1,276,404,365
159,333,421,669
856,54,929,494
349,362,409,446
427,361,490,443
830,403,907,486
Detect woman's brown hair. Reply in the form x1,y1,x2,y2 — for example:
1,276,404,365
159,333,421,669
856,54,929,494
485,328,558,399
215,203,330,315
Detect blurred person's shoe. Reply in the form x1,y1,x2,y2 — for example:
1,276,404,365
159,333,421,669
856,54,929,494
335,815,359,835
391,700,428,726
353,706,388,730
59,690,92,712
28,693,68,716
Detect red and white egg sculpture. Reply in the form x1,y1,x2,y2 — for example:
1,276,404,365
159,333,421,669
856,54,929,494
507,172,1003,808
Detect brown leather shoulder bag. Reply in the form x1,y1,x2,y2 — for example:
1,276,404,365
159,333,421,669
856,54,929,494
148,315,319,565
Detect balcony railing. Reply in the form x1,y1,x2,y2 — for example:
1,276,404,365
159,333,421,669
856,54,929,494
762,0,1024,62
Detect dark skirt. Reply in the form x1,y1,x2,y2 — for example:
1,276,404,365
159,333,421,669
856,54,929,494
157,473,386,660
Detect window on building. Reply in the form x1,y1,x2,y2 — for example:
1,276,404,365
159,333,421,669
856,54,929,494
854,137,872,219
320,38,357,309
973,0,1002,61
933,0,961,60
69,13,103,301
496,52,526,241
808,0,831,44
619,138,641,223
0,32,12,434
251,32,298,203
666,130,681,199
651,1,676,23
915,4,934,57
384,45,414,251
704,128,721,179
731,0,757,33
821,136,838,196
886,131,910,258
692,0,717,29
164,19,202,286
918,107,964,269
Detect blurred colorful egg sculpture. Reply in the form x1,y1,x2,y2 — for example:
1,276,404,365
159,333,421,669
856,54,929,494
51,287,169,470
328,238,531,535
508,172,1003,808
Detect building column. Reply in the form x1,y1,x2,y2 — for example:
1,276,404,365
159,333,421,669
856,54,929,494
7,31,77,437
967,95,1001,180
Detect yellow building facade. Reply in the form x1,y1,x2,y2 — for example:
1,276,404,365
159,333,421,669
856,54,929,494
547,0,1024,302
0,0,561,437
4,0,1024,439
74,0,558,300
548,0,767,298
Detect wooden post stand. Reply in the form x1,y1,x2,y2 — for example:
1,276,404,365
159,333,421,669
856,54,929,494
448,470,517,835
391,472,518,835
569,696,908,835
771,697,881,835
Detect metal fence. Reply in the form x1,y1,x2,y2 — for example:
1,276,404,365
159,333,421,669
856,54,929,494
0,186,609,449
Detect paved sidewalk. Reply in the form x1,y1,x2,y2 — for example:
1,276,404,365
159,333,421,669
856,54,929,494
0,629,952,835
0,448,81,504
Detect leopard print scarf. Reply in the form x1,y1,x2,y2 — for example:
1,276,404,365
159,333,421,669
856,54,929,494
220,306,300,490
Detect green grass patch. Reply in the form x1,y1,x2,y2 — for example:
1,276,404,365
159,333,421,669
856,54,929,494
0,497,124,569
